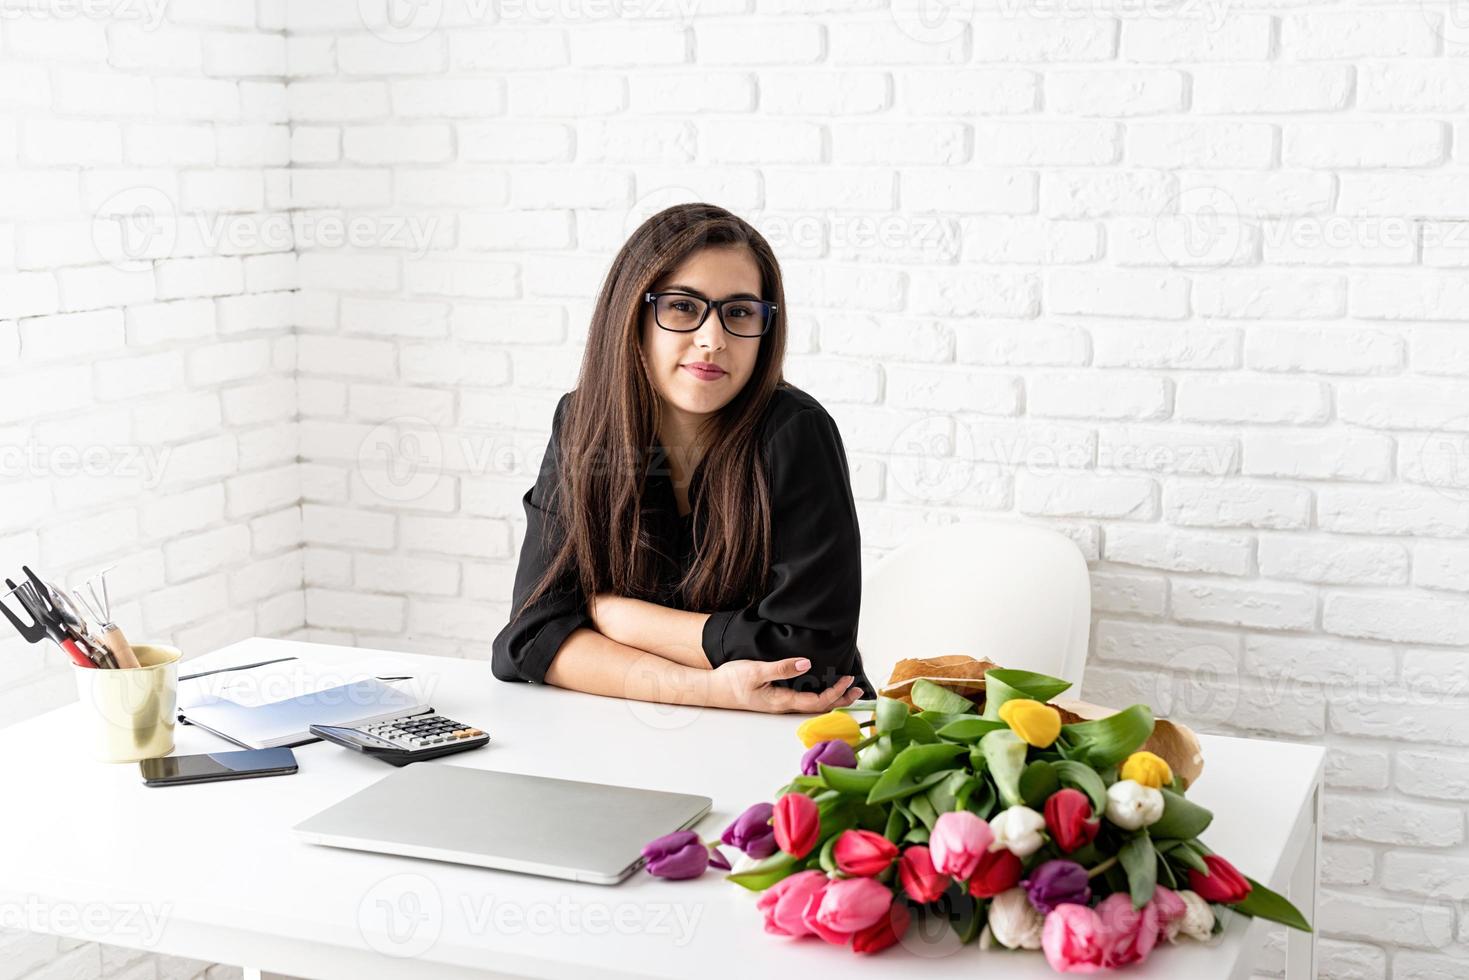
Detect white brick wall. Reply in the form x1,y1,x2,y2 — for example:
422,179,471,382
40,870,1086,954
0,1,297,977
5,2,1469,978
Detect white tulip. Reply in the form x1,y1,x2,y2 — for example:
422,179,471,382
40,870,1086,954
1104,779,1164,830
1175,889,1216,942
987,887,1044,950
989,804,1047,858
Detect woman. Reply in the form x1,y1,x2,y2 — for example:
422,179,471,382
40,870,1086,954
491,203,871,714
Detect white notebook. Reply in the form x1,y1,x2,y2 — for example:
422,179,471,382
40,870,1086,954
176,657,429,749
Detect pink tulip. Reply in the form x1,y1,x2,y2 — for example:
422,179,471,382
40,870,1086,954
929,811,994,880
755,870,827,937
1149,885,1189,943
803,876,893,945
1041,903,1106,974
1095,893,1160,968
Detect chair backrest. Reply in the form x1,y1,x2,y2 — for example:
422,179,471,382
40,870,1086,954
856,520,1092,700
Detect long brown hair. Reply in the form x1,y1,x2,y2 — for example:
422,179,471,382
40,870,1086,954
514,203,789,622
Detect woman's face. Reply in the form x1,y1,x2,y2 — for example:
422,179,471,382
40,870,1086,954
641,246,765,428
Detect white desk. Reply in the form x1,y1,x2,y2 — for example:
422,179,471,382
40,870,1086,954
0,638,1324,980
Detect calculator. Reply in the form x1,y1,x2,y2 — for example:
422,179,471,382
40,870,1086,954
309,710,490,766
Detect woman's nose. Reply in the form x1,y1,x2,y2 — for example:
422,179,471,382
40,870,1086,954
693,314,725,350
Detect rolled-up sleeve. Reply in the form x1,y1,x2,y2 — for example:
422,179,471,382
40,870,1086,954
491,393,591,684
700,407,869,693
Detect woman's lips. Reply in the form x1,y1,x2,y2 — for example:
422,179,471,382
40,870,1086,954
681,363,726,381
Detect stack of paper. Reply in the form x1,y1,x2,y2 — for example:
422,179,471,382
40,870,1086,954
177,657,431,749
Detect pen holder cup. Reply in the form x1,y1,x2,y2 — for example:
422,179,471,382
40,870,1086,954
72,644,181,763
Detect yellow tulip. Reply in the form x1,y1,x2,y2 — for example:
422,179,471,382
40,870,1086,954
796,711,862,749
997,699,1061,749
1120,751,1173,789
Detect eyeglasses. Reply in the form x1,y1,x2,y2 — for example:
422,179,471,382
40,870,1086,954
644,291,776,338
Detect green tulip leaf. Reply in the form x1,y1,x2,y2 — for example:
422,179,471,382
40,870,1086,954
947,890,985,945
856,802,888,833
908,792,939,832
876,696,910,734
1156,854,1178,890
883,807,909,844
1019,760,1061,808
727,851,797,891
1233,877,1313,933
866,742,967,804
1060,705,1155,769
1104,863,1129,897
790,774,826,790
819,764,882,796
811,788,843,810
926,770,975,815
858,734,898,771
833,698,878,714
818,833,841,875
1053,759,1109,814
918,710,975,732
903,712,938,744
1149,788,1214,840
1119,834,1157,909
936,717,1009,742
1160,839,1209,875
903,825,931,845
981,668,1073,720
962,778,998,819
981,728,1029,809
911,679,976,715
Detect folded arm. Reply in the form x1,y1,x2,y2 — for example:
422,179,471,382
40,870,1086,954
588,593,712,670
546,627,860,713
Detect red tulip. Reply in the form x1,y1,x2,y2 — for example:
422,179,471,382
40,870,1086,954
834,829,899,877
1044,788,1100,854
1187,855,1252,903
852,899,911,955
967,847,1023,898
772,792,820,858
897,845,949,903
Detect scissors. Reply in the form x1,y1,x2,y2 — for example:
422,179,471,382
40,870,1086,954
2,567,103,668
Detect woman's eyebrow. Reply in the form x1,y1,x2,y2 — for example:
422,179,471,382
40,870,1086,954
662,283,762,301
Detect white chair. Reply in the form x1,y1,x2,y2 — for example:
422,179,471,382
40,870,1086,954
856,520,1092,700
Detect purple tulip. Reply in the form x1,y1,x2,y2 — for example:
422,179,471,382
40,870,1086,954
721,802,778,859
709,847,732,871
642,830,710,879
801,738,857,776
1023,859,1092,915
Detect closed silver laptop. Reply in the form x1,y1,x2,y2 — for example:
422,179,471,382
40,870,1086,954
292,764,713,884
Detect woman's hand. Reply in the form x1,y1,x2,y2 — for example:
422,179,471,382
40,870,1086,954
711,657,863,714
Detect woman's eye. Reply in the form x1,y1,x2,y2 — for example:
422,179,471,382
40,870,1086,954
671,301,695,313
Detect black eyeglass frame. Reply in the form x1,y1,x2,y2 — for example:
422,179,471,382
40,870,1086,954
644,290,777,338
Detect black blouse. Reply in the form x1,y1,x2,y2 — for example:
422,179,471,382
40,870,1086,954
490,383,872,697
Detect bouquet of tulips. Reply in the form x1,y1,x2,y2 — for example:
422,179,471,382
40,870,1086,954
642,667,1311,973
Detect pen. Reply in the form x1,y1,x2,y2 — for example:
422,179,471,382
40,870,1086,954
178,656,299,682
